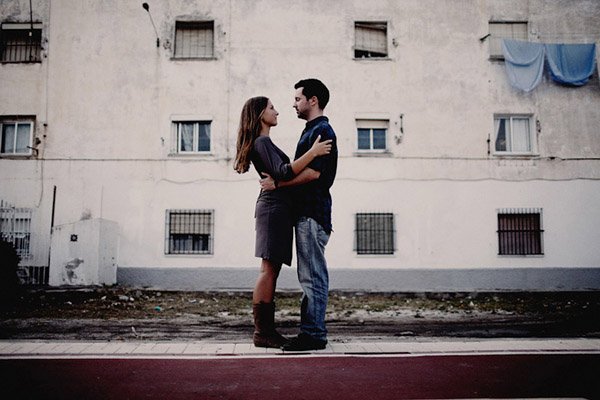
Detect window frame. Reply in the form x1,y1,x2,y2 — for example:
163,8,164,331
355,119,389,153
171,120,212,155
173,20,215,60
0,22,43,63
493,114,536,156
488,21,528,60
354,21,389,59
1,118,34,157
165,209,214,256
497,208,544,257
354,212,396,256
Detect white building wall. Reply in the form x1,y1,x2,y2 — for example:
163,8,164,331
1,0,599,290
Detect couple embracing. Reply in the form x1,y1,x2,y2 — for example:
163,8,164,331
234,79,338,351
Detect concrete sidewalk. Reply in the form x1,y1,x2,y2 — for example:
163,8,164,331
2,338,600,359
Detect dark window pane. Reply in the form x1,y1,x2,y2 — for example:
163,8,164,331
372,129,386,150
357,128,371,150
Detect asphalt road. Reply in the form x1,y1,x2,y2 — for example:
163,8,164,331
2,353,598,399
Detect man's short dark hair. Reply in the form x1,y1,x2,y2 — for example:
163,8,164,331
294,78,330,109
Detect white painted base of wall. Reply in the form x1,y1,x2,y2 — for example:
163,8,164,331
117,267,600,292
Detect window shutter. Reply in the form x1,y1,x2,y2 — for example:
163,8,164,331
355,22,387,56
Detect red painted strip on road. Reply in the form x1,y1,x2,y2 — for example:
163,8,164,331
1,354,598,399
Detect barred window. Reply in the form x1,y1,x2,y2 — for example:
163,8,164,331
174,21,214,59
355,213,395,255
497,209,543,256
0,200,32,259
1,23,42,63
175,121,211,153
354,22,387,58
165,210,214,255
488,21,528,59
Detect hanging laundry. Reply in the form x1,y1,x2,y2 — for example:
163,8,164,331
545,43,597,86
501,39,545,92
598,46,600,88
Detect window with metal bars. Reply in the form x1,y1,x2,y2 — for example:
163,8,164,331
1,23,42,63
354,22,388,58
165,210,214,255
174,21,214,59
497,209,544,256
355,213,395,255
0,200,32,259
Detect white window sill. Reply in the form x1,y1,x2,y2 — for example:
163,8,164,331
0,60,42,64
497,254,544,258
168,152,214,158
353,151,392,158
353,57,392,61
355,253,396,258
0,153,34,159
170,57,217,61
164,254,214,258
493,152,539,158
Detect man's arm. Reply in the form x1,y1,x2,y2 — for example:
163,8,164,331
260,168,320,191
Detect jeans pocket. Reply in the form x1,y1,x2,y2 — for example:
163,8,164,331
318,229,330,248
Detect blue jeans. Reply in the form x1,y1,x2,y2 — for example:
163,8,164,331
295,217,330,341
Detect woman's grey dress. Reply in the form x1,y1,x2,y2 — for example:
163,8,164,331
251,136,295,266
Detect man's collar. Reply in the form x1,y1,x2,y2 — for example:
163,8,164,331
305,115,328,129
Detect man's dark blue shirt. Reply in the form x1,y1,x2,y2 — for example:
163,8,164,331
293,116,338,233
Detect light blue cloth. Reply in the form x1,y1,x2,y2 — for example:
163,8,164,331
545,43,597,86
501,39,545,92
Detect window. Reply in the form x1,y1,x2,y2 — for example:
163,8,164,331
174,21,214,59
354,22,387,58
356,119,388,152
355,213,395,255
1,119,33,156
497,209,543,256
494,115,534,155
165,209,214,255
0,201,32,259
488,21,528,59
1,23,42,63
175,121,211,153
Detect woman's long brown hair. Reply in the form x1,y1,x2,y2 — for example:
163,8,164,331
234,96,269,174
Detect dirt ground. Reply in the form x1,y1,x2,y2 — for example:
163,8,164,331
1,286,599,341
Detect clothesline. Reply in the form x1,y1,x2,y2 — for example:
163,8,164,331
537,32,600,40
502,39,597,92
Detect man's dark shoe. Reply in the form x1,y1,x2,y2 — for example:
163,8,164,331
281,333,327,351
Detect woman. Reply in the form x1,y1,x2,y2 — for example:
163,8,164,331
234,96,331,348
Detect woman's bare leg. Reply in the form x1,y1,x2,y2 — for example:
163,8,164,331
253,259,281,304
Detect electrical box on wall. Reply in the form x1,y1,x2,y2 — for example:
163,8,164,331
49,218,119,286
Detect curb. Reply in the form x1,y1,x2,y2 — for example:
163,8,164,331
2,338,600,359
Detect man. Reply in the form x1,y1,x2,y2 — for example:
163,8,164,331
260,78,337,351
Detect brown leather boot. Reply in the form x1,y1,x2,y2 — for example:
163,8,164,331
252,302,289,348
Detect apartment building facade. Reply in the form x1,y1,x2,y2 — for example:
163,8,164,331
1,0,599,290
